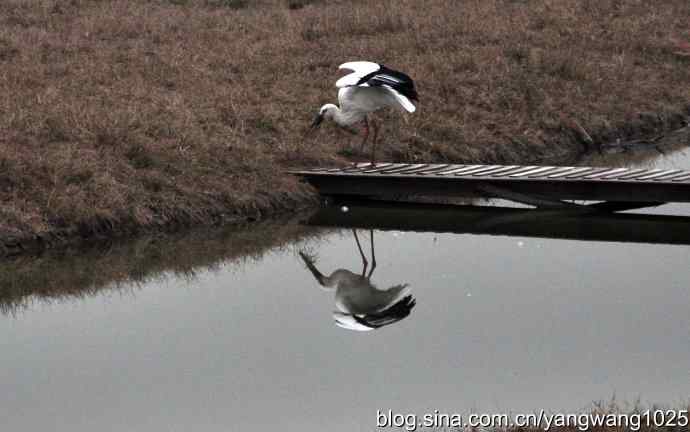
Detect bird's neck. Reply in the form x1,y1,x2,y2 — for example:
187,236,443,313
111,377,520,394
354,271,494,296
331,106,346,126
324,269,368,288
332,106,361,127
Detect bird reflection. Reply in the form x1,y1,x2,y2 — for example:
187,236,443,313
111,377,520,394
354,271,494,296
299,229,415,331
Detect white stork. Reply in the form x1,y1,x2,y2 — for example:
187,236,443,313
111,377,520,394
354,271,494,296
309,61,419,165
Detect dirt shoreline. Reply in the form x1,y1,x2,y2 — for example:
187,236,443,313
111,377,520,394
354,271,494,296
0,193,318,258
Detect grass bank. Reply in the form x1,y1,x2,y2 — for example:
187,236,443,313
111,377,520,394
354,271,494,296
1,0,689,256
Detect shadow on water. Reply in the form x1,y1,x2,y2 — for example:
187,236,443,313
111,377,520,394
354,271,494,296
0,213,324,315
298,229,415,331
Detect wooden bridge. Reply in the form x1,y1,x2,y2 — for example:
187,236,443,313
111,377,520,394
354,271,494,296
290,163,690,211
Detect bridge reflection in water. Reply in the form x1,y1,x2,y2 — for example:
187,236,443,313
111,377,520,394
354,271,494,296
302,199,690,246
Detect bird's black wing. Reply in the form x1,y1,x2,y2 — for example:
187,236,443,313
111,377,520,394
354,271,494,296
355,295,416,329
357,65,419,102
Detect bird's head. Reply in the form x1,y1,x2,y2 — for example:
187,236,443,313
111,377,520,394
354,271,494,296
308,104,338,132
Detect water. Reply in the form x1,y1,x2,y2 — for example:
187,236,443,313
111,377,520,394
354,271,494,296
2,141,689,431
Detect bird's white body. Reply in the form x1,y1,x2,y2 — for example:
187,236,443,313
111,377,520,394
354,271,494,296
309,61,418,164
309,267,412,332
314,61,418,127
299,241,415,332
318,269,411,315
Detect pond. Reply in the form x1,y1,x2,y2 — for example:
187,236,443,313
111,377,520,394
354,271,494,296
1,138,689,431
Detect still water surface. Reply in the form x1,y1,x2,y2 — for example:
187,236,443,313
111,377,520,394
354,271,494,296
2,143,689,431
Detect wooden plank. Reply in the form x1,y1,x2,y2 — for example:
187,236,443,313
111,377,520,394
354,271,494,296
542,167,577,178
505,166,540,177
672,172,690,182
585,168,628,179
362,163,404,173
481,165,521,176
385,164,429,174
660,171,690,181
509,166,558,177
566,167,601,179
650,170,687,181
415,164,452,175
454,165,503,176
434,165,481,175
378,163,426,174
460,165,504,176
549,167,588,178
527,166,564,177
601,168,632,179
616,168,656,180
637,169,683,180
341,165,372,173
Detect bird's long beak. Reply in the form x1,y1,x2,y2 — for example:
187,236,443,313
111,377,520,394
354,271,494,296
308,113,324,133
299,251,327,286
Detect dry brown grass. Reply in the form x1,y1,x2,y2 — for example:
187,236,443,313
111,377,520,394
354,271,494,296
1,0,689,247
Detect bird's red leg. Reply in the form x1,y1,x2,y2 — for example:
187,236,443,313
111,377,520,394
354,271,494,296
360,116,369,153
352,229,368,276
367,229,377,279
370,119,379,166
